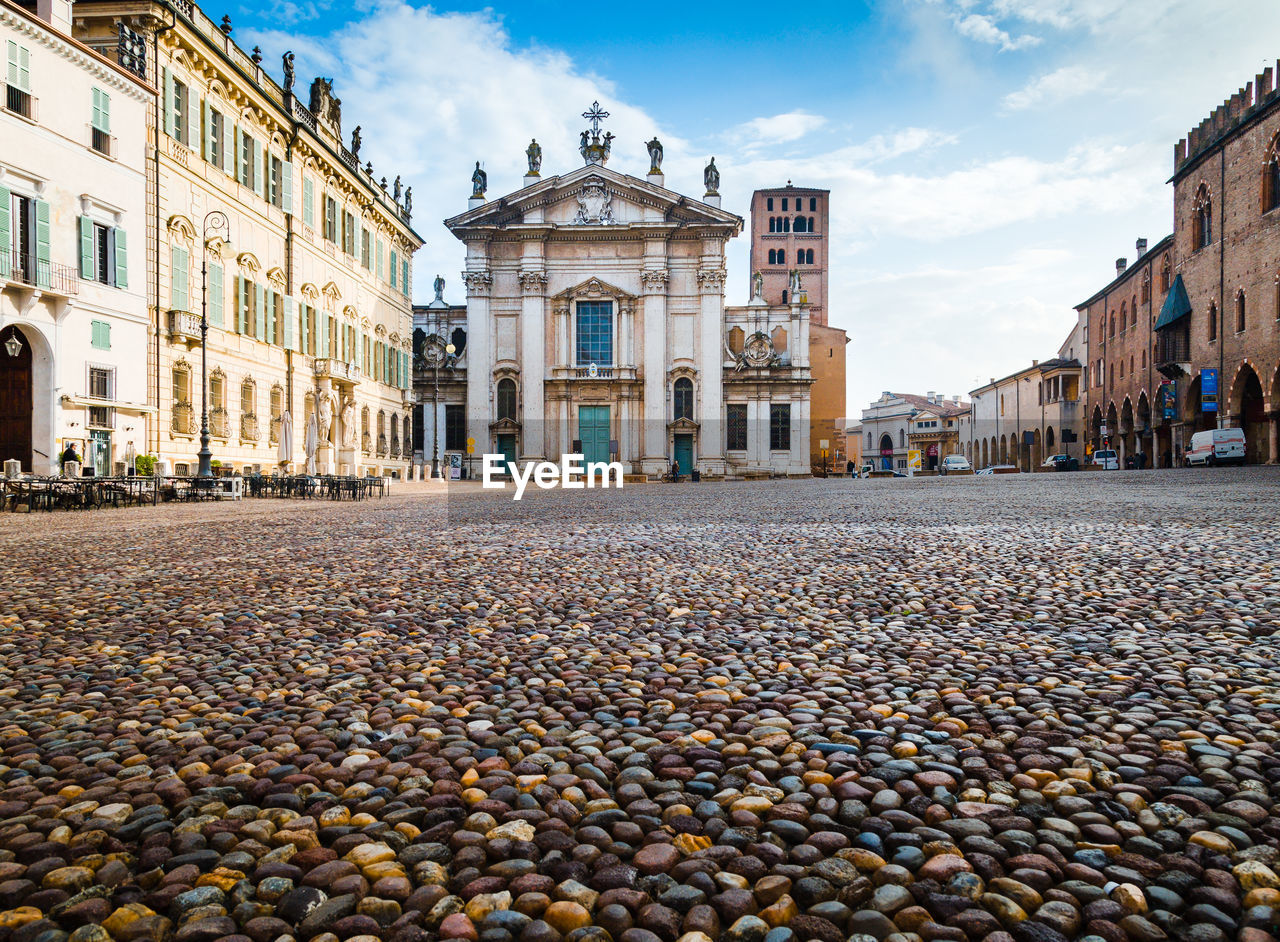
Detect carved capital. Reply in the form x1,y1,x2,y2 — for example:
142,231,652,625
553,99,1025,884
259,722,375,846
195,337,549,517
641,268,669,292
461,270,493,295
696,267,727,292
519,270,548,293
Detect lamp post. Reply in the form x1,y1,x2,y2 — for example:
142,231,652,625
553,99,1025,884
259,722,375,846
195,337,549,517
430,340,456,479
197,211,233,478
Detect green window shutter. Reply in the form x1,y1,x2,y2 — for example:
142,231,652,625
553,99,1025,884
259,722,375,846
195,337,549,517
79,216,94,279
162,67,175,138
254,283,266,339
253,140,264,200
7,42,30,92
376,239,383,278
390,250,398,289
6,42,17,88
266,291,277,344
234,125,243,184
0,184,10,279
171,245,188,310
237,276,249,333
202,98,212,162
112,228,127,289
91,320,111,350
208,263,223,327
321,313,330,358
34,200,50,288
402,260,410,297
299,304,308,354
282,161,293,215
99,90,111,133
223,120,235,175
302,176,313,227
283,297,294,350
187,87,198,149
400,350,407,389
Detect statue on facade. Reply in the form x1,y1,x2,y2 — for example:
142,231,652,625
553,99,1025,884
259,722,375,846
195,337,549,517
393,175,402,202
526,138,542,175
646,136,663,174
330,96,341,133
341,398,357,448
433,275,445,303
282,51,295,92
309,78,332,121
471,161,487,198
752,270,764,299
403,187,412,217
317,395,333,443
704,157,720,196
350,125,361,157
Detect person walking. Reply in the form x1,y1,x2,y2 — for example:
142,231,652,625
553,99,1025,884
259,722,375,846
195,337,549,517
60,443,80,475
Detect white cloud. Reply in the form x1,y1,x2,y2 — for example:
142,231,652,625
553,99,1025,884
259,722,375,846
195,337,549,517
728,112,827,147
1002,64,1107,111
954,12,1041,51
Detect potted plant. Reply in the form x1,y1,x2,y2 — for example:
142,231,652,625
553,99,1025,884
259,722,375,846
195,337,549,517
134,454,158,476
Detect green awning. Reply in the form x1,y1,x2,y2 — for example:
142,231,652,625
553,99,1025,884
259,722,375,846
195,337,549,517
1155,273,1192,331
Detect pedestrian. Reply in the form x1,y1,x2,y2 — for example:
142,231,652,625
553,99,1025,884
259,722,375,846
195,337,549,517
671,456,679,482
60,442,80,475
846,459,855,476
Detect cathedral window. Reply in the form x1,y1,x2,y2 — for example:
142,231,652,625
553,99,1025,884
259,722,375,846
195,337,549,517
1193,184,1212,250
575,301,613,366
1263,138,1280,213
770,404,791,451
497,378,517,421
674,378,694,421
727,404,747,450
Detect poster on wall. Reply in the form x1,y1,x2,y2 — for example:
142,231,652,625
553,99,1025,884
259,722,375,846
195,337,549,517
447,453,462,481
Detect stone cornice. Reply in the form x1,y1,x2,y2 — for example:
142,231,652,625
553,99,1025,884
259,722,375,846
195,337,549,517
0,5,154,101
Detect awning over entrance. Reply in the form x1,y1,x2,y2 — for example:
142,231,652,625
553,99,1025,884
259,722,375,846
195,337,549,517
1155,274,1192,331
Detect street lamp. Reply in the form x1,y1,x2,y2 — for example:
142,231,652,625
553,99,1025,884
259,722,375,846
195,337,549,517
197,211,233,478
431,340,456,479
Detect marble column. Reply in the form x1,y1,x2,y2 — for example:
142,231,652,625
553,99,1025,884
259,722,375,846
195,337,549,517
462,269,492,455
697,265,727,475
519,270,548,461
640,268,669,474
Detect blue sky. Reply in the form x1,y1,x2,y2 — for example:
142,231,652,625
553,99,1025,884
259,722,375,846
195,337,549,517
231,0,1280,414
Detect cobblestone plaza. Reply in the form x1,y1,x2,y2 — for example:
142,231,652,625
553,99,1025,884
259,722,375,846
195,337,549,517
1,473,1279,942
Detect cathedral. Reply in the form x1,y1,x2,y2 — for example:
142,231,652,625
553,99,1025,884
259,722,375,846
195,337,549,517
415,105,813,479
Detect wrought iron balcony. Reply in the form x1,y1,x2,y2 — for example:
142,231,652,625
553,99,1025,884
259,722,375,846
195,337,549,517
240,413,260,442
6,252,78,295
91,127,116,158
313,358,361,382
362,432,372,455
171,401,195,435
209,407,230,439
376,433,388,457
4,85,36,121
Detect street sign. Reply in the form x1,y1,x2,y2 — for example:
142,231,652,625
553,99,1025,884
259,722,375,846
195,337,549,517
466,437,476,447
819,439,829,450
466,444,475,455
907,449,922,472
1201,368,1218,412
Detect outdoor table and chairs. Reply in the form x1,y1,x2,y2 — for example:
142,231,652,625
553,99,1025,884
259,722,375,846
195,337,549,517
2,474,159,512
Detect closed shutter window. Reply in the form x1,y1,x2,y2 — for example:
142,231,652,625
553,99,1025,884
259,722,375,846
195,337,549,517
7,41,31,92
302,176,314,228
112,228,127,289
208,263,224,327
170,245,189,310
90,320,111,350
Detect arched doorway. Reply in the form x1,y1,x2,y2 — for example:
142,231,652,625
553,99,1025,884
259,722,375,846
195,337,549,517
1120,398,1134,465
1031,429,1042,470
1230,365,1266,464
999,434,1008,464
878,433,893,470
1045,426,1056,454
1090,406,1103,451
1136,392,1152,465
0,326,33,470
981,439,989,468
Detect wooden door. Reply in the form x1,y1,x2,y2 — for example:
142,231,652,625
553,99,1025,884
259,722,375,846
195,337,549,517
0,327,33,470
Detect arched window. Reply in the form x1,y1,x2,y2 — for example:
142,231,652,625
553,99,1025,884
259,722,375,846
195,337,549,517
1194,184,1212,249
673,377,694,420
1237,290,1246,332
496,377,517,421
1109,313,1115,338
1161,255,1171,292
806,249,814,264
1120,302,1127,331
781,289,788,304
451,327,467,355
809,198,816,212
808,217,815,231
1208,302,1218,342
767,197,774,211
767,249,775,265
777,249,786,265
768,217,776,233
899,428,906,448
240,378,254,416
1131,296,1137,326
1263,142,1280,213
866,432,872,450
794,215,806,232
1141,349,1146,369
1118,359,1124,379
781,198,788,211
1141,270,1151,303
783,217,791,232
1129,355,1134,375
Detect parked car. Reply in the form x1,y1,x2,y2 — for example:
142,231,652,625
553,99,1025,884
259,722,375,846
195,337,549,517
1042,454,1080,471
1092,449,1119,470
858,464,874,478
975,464,1018,475
1185,427,1246,466
940,455,972,474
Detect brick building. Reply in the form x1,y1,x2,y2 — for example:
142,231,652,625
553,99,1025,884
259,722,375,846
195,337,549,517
1082,63,1280,465
748,185,848,471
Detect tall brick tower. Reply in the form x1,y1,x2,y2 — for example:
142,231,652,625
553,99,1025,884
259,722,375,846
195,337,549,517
749,184,831,324
749,184,847,472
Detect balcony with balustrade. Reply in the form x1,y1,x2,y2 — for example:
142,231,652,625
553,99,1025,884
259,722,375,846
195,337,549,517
168,310,202,348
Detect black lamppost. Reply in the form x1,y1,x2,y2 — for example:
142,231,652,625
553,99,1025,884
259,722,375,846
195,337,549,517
197,211,233,478
431,339,456,479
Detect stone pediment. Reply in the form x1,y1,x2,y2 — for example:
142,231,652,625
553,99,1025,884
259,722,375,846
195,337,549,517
445,164,742,234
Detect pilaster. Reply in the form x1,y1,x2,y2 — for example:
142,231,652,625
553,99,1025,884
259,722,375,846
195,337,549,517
697,265,727,473
462,268,492,452
519,268,548,460
640,267,669,473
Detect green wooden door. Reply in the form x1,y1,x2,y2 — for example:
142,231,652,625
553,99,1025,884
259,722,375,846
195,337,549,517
578,406,610,466
497,433,517,476
673,434,693,477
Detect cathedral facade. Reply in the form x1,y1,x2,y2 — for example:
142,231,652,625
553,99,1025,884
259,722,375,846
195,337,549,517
422,109,813,479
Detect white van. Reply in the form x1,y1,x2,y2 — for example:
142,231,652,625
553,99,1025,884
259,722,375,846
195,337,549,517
1092,449,1119,470
1185,428,1246,466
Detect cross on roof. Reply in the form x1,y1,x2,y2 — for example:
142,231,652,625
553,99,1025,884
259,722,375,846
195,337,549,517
582,101,609,133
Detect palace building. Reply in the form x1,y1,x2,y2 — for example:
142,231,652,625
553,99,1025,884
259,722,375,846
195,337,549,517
414,107,814,479
72,0,421,476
